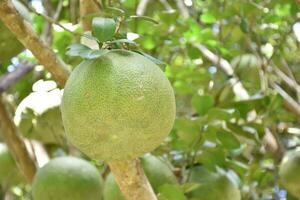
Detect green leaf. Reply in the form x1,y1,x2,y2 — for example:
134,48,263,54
66,44,91,57
92,17,116,42
129,15,159,25
191,95,214,115
207,108,239,121
240,19,249,33
180,183,201,193
216,130,240,150
157,184,187,200
135,51,165,66
200,12,217,24
109,39,137,45
66,44,109,59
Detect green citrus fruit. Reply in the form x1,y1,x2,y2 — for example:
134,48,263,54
0,143,22,188
14,80,65,144
32,156,103,200
103,154,178,200
61,50,176,161
279,149,300,198
187,166,241,200
0,0,30,63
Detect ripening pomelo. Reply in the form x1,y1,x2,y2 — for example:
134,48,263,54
32,156,103,200
279,149,300,198
61,50,176,161
103,154,178,200
187,166,241,200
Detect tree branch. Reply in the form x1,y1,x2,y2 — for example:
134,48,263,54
0,0,70,86
108,159,157,200
295,0,300,9
0,99,36,183
0,61,34,93
194,44,250,100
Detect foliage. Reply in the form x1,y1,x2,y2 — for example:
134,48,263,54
0,0,300,199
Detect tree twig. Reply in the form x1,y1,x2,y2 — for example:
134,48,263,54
108,159,157,200
0,0,70,86
193,44,250,99
0,99,36,183
0,61,35,93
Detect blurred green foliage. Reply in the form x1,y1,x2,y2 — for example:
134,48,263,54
1,0,300,199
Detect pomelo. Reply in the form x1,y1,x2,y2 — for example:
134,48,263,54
187,166,241,200
279,149,300,198
103,154,178,200
61,50,176,161
32,156,103,200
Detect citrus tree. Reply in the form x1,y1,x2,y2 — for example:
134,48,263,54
0,0,300,200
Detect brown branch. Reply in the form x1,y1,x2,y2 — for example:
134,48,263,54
108,159,157,200
0,0,70,86
0,99,36,183
0,61,34,93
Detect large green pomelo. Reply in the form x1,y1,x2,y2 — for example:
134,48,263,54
61,50,176,161
0,143,22,188
14,80,65,144
187,166,241,200
0,0,30,63
32,156,103,200
103,154,178,200
279,149,300,198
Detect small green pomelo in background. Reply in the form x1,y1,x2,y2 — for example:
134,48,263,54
0,143,22,188
61,50,176,161
187,166,241,200
103,154,178,200
32,156,103,200
279,149,300,199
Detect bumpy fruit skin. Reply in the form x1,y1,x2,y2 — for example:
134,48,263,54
187,166,241,200
32,156,103,200
61,50,176,161
103,154,178,200
279,149,300,198
0,143,22,188
0,0,30,63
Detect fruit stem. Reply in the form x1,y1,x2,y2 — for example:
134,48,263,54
108,159,157,200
